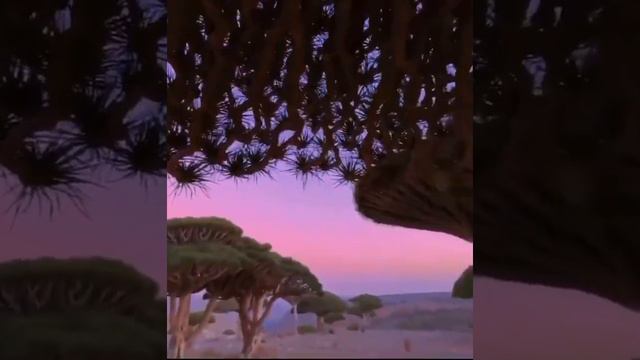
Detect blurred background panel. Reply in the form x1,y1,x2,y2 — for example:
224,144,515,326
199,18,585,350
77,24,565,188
0,0,167,358
474,0,640,359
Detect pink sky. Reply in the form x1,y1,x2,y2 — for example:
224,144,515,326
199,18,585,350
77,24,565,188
167,172,472,296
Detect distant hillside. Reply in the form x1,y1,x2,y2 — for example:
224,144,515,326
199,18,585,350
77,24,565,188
266,292,472,334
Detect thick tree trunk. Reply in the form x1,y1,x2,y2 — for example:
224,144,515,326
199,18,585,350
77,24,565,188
240,324,264,358
173,294,191,359
185,298,218,349
238,293,279,358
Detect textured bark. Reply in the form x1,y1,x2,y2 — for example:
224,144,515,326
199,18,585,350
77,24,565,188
238,293,278,358
355,140,473,242
172,294,191,358
354,0,473,241
185,298,218,348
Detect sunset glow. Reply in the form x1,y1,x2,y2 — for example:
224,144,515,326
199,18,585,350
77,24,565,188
168,172,472,296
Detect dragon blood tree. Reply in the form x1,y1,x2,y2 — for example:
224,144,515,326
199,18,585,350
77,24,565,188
203,237,322,358
296,291,347,331
475,1,640,310
168,0,473,296
347,293,383,331
452,265,472,299
0,257,165,360
167,0,472,238
166,217,247,358
0,1,166,220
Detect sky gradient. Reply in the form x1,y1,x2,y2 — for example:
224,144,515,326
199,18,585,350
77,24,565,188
1,177,167,292
167,171,472,296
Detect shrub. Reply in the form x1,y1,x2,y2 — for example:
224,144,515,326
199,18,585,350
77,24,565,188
297,325,317,334
222,329,235,336
346,323,359,331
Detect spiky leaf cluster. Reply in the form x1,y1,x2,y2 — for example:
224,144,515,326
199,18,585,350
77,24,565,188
0,0,167,218
168,0,471,190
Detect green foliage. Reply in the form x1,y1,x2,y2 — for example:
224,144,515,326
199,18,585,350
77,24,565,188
297,292,346,318
0,311,165,360
167,216,322,313
297,325,317,334
204,240,322,300
0,257,160,315
189,311,215,326
323,312,345,324
346,323,360,331
132,297,167,331
222,329,236,336
0,257,165,358
452,266,473,299
348,294,383,318
167,242,246,271
167,217,243,245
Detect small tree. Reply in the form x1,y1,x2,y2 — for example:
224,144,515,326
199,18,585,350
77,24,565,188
323,312,346,332
347,294,383,331
452,266,473,299
296,292,347,331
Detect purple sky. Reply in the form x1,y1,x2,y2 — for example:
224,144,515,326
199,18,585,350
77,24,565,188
167,171,473,296
0,177,167,292
475,277,640,360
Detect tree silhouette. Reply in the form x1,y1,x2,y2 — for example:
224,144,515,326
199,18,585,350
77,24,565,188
0,257,165,359
296,291,347,331
474,0,640,310
166,217,247,358
347,293,383,331
167,0,471,235
452,265,472,299
168,216,322,358
0,0,166,220
204,248,322,358
168,0,474,312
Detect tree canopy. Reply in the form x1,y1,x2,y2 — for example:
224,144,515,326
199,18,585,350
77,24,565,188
452,266,472,299
347,293,383,318
296,292,347,319
167,216,322,358
0,257,159,315
0,257,165,359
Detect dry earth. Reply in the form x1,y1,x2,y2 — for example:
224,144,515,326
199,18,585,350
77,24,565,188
182,294,473,359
